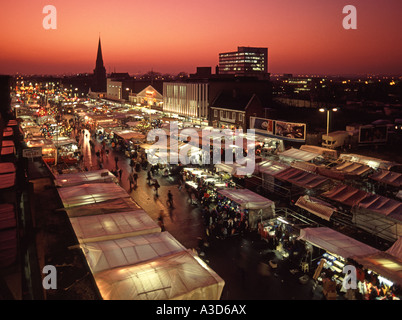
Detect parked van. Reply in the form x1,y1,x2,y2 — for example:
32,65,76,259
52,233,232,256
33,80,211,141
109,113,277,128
321,131,350,149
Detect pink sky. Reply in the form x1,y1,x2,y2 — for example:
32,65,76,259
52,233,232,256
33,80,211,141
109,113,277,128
0,0,401,75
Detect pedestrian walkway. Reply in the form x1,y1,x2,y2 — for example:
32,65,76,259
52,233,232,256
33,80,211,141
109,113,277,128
86,137,327,300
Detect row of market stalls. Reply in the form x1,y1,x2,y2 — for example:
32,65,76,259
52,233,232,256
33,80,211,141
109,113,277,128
53,169,225,300
0,119,19,269
297,227,402,296
213,143,402,295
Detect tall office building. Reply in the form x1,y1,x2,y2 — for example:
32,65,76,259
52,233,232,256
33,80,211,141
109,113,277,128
92,37,107,92
218,47,268,78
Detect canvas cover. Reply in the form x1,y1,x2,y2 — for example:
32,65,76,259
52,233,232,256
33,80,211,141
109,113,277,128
70,210,161,244
387,237,402,260
321,184,368,207
352,252,402,287
81,232,186,273
295,195,337,221
298,227,379,259
94,250,225,300
57,183,130,208
54,169,118,187
62,197,140,218
0,203,16,230
257,159,290,176
369,170,402,188
331,161,372,177
279,148,320,162
274,167,329,189
218,188,275,210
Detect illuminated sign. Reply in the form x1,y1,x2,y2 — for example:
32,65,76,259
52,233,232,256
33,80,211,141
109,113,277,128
250,117,306,141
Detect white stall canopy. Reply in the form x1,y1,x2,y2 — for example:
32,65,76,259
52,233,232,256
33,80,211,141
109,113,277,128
62,197,140,218
54,169,118,187
81,232,186,273
218,188,275,210
114,130,146,141
57,183,130,208
94,250,225,300
279,147,321,162
298,227,380,259
70,210,161,244
257,159,290,176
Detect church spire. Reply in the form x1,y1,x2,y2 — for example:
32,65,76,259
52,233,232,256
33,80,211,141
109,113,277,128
93,36,106,92
96,37,104,69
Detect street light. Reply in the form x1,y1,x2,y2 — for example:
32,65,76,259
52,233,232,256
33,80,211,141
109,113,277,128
319,107,339,136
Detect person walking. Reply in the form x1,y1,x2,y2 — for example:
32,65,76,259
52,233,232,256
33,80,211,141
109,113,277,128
114,156,119,169
128,172,134,191
157,211,165,231
167,190,174,208
133,171,138,189
118,167,123,181
153,179,160,196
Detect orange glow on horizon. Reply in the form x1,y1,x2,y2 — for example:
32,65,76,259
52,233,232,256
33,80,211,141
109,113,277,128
0,0,401,75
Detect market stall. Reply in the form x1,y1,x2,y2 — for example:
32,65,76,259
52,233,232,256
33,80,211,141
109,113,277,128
298,227,400,298
80,232,186,273
339,153,398,171
93,250,225,300
369,170,402,188
274,167,331,191
53,137,80,165
69,210,161,244
0,162,16,190
26,138,57,165
60,197,140,218
279,147,322,163
295,195,338,221
352,193,402,243
54,169,118,187
57,182,130,208
217,188,275,229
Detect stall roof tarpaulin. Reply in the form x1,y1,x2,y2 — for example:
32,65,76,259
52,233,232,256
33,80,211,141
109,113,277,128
218,188,275,210
114,130,146,140
321,184,368,207
0,203,16,230
357,194,402,222
387,237,402,260
339,153,397,171
57,183,130,208
0,228,17,268
0,162,16,189
62,197,140,218
257,159,290,176
369,170,402,188
81,232,186,273
54,169,118,187
331,161,372,177
352,252,402,287
70,210,161,244
279,148,320,162
295,195,337,221
94,250,225,300
274,167,330,189
298,227,380,259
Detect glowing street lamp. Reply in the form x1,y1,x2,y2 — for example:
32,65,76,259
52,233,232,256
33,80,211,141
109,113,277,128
319,107,339,136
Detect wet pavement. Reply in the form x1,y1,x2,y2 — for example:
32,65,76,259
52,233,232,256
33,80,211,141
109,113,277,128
85,138,324,300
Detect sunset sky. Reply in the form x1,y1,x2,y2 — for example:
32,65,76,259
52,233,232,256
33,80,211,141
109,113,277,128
1,0,401,76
